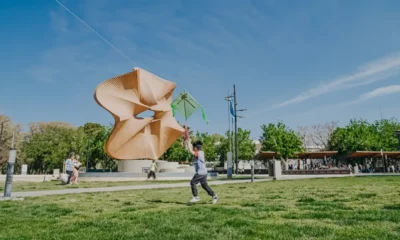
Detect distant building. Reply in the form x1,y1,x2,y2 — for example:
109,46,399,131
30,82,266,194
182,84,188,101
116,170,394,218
253,139,262,153
305,145,325,152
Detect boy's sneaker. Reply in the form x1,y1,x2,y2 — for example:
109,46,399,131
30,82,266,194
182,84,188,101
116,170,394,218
212,195,219,204
189,196,200,203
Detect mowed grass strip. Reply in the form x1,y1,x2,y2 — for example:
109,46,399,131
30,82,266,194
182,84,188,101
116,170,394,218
1,177,400,239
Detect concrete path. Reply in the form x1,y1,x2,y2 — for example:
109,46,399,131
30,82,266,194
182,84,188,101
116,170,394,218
11,179,271,198
11,173,398,198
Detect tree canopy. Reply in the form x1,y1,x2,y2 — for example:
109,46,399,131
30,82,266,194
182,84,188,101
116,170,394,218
260,122,304,168
329,118,400,153
0,115,23,172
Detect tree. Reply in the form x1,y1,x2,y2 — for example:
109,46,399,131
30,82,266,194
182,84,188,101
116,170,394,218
94,124,117,171
237,128,256,160
215,128,256,170
297,121,338,150
83,123,117,171
0,115,23,173
373,118,400,151
216,132,229,167
329,119,379,153
328,118,400,168
22,122,84,173
260,122,304,170
163,138,188,162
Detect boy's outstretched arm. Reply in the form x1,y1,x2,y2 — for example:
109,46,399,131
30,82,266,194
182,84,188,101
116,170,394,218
185,139,195,155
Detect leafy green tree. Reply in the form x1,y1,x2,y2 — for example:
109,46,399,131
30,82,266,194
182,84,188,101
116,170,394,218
328,118,400,168
260,122,304,169
83,123,117,171
215,128,255,170
374,118,400,151
163,138,188,162
0,115,23,173
22,122,83,173
216,132,229,167
237,128,256,160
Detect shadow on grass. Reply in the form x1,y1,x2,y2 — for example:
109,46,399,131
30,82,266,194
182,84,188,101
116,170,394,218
147,199,207,206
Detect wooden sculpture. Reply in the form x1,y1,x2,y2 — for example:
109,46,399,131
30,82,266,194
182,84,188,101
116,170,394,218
94,68,184,160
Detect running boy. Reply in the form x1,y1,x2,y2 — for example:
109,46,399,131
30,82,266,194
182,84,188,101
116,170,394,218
185,138,218,204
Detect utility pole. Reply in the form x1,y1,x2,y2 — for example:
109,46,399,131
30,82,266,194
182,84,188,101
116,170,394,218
232,85,246,175
225,91,231,152
225,92,234,178
233,85,238,174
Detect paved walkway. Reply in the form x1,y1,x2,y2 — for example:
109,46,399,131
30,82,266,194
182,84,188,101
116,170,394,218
11,173,399,198
11,179,271,198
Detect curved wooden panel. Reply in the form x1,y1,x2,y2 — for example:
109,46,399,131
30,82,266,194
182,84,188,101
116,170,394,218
94,68,184,160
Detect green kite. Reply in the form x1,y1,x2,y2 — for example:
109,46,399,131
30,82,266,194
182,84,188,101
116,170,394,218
171,90,208,124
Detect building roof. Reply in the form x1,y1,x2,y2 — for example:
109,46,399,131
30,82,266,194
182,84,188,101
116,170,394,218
255,151,338,160
297,151,338,159
348,151,400,158
255,151,279,160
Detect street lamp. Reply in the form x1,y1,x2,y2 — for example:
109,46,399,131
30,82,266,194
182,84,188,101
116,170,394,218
395,130,400,150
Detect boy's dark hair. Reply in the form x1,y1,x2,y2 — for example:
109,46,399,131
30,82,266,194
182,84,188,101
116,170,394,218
192,140,203,150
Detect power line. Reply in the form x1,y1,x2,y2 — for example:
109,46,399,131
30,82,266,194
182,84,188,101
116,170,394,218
55,0,135,65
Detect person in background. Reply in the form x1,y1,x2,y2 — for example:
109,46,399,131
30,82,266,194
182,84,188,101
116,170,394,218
71,155,81,184
64,153,74,185
147,160,158,180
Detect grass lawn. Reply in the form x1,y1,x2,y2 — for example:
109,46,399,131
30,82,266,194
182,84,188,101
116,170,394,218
0,176,268,192
0,180,187,192
1,177,400,239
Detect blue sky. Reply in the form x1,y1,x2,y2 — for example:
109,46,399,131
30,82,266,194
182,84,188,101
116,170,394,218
1,0,400,138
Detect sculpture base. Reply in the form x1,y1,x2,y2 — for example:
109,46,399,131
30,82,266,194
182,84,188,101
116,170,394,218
118,160,195,174
118,160,152,173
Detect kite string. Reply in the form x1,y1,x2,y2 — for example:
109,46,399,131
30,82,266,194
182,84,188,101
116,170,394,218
55,0,135,65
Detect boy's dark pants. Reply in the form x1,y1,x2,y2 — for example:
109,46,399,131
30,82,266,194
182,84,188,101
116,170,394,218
190,174,215,197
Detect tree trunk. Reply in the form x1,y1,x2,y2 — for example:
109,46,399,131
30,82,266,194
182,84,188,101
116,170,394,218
282,158,288,170
235,161,239,175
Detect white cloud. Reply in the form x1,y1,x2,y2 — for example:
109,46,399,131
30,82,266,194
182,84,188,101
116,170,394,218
359,85,400,100
268,53,400,110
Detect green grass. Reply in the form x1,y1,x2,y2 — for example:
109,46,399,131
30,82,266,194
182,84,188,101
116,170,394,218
1,177,400,239
0,180,188,192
